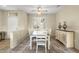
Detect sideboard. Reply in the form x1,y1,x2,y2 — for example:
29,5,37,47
56,29,75,48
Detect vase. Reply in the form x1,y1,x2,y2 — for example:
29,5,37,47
63,21,67,30
58,23,62,30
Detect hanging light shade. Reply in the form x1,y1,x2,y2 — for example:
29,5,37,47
37,11,42,15
37,7,43,16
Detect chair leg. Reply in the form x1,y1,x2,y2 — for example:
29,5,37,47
36,45,38,53
45,44,47,53
30,36,32,50
30,40,32,50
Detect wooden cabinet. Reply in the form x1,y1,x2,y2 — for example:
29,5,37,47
56,30,74,48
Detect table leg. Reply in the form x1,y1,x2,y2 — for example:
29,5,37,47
48,36,50,50
30,36,32,50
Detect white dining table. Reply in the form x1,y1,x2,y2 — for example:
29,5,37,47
30,31,50,50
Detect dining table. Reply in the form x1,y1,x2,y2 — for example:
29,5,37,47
30,31,50,50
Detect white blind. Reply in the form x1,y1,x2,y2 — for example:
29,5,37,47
8,16,18,31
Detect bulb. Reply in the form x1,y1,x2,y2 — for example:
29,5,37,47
38,7,42,11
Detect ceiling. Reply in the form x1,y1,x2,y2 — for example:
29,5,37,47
0,5,63,14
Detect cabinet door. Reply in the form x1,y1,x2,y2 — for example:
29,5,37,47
56,30,59,39
66,32,74,48
62,32,66,45
59,31,66,45
59,31,64,44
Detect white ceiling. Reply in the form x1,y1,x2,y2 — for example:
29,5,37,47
0,5,63,14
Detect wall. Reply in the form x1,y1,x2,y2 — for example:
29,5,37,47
9,11,28,48
0,11,3,30
0,10,8,31
46,14,56,35
56,5,79,50
28,14,56,36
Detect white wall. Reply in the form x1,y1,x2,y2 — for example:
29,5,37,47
46,14,56,35
56,5,79,50
28,14,56,36
0,10,8,31
0,11,4,30
8,11,28,48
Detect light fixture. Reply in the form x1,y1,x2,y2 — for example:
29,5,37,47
37,7,43,15
37,7,42,12
32,6,47,16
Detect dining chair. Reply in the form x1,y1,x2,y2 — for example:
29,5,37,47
36,35,47,53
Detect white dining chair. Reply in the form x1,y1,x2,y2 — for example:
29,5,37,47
36,35,47,53
29,31,37,50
